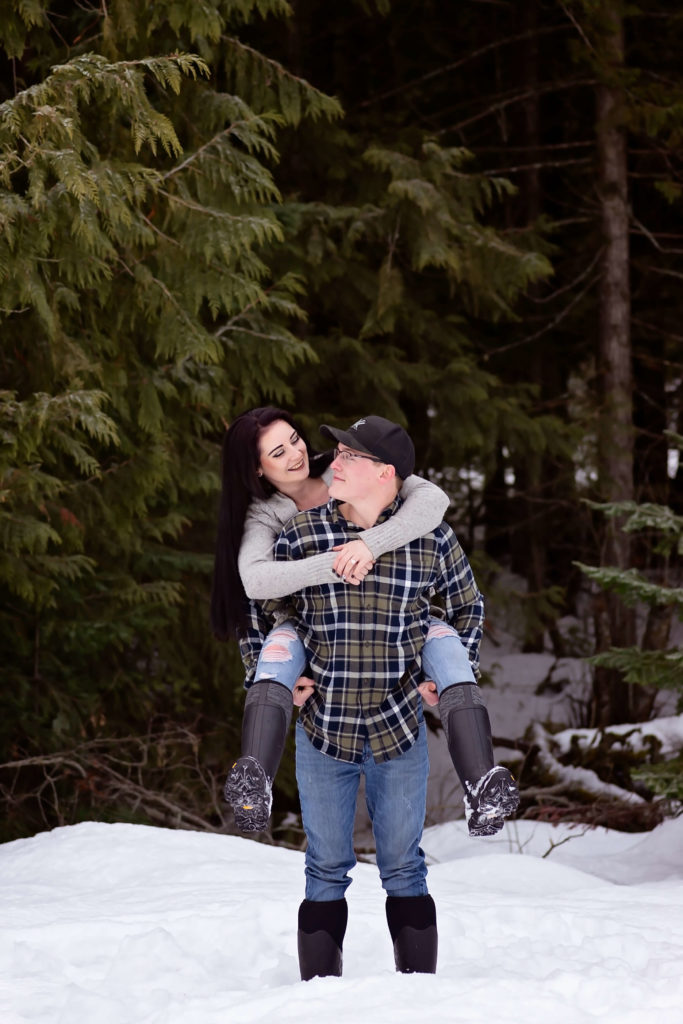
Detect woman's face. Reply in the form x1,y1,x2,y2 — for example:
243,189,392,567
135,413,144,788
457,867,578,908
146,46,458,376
258,419,309,490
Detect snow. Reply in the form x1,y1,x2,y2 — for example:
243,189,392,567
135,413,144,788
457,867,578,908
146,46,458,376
2,816,683,1024
552,715,683,759
3,615,683,1023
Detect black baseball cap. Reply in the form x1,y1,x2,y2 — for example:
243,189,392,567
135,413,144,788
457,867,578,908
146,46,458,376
320,415,415,479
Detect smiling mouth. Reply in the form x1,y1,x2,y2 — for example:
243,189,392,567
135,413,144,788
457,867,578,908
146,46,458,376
289,458,305,472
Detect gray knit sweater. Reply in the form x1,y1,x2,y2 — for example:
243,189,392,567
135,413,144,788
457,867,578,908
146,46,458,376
238,472,449,600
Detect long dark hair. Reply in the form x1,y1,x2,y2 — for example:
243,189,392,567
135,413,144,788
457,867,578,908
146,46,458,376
210,406,332,640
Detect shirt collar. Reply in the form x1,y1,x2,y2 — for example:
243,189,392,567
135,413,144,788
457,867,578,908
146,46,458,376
327,494,402,527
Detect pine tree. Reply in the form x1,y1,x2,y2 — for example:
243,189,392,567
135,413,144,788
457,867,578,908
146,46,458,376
0,1,338,838
575,476,683,804
576,491,683,705
247,1,579,638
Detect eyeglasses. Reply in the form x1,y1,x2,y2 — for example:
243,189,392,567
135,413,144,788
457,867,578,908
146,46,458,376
333,447,383,465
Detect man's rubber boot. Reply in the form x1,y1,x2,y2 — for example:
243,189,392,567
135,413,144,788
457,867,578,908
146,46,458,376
297,898,348,981
385,894,437,974
439,683,519,837
224,680,292,833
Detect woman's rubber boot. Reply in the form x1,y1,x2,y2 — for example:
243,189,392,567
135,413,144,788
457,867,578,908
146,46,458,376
439,683,519,837
385,895,437,974
223,680,292,833
297,898,348,981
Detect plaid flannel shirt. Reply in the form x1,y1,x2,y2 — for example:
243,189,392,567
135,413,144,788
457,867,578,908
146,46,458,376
239,495,484,765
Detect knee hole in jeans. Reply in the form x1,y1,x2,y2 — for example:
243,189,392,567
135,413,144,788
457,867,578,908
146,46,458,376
261,625,299,663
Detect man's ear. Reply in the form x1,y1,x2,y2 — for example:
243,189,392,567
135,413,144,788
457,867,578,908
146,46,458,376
380,463,396,480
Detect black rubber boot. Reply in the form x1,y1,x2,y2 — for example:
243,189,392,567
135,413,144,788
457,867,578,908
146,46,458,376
439,683,519,836
297,898,348,981
385,894,437,974
439,683,494,784
224,680,292,832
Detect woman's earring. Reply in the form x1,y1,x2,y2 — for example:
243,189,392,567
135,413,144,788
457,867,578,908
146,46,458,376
257,470,263,477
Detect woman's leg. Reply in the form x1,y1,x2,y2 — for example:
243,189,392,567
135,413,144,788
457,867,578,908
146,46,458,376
421,618,493,785
225,621,306,833
420,618,519,837
254,620,308,691
420,617,476,693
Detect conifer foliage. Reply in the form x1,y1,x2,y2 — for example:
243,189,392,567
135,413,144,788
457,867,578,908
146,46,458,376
575,476,683,806
0,1,336,839
577,492,683,703
4,2,680,839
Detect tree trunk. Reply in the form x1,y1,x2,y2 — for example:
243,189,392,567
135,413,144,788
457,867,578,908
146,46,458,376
517,0,546,652
593,0,637,725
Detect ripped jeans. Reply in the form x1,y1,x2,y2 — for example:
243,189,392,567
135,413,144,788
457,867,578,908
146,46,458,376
252,617,476,692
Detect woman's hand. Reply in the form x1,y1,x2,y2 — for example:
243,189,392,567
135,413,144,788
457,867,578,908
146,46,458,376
293,675,316,706
331,539,374,586
418,681,439,707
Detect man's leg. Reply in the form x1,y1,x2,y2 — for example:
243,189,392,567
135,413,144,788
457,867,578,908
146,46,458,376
294,720,360,979
385,894,437,974
421,620,519,837
224,622,304,832
297,898,348,982
364,722,437,974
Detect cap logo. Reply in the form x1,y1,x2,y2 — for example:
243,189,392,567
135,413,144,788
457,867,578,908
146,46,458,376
350,418,366,431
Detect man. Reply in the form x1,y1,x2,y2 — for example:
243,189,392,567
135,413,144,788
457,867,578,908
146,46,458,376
232,415,518,979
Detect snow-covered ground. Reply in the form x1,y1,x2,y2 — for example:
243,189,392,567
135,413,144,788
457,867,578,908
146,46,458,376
3,613,682,1023
2,816,682,1024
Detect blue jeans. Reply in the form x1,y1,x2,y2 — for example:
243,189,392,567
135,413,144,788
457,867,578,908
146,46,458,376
253,616,476,692
295,718,430,901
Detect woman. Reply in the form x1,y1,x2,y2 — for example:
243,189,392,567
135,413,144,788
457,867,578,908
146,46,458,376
211,407,502,835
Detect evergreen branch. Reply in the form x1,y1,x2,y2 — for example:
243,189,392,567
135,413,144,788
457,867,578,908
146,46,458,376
437,79,598,137
583,499,683,538
631,214,683,255
1,52,207,163
575,562,683,608
527,248,603,305
474,140,595,155
358,24,568,108
588,647,683,691
482,157,592,176
134,54,210,89
222,34,343,122
665,430,683,451
157,188,282,232
162,115,280,181
114,580,184,607
139,212,182,247
115,257,198,342
485,260,602,358
558,1,597,57
215,325,305,344
213,274,305,336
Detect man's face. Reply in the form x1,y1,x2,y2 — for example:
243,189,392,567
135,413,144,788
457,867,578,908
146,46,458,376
328,443,386,504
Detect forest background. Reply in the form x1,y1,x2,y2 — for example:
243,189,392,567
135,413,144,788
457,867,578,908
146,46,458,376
1,0,682,845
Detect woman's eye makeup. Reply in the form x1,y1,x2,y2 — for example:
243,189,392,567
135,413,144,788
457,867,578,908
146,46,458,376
267,432,300,459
